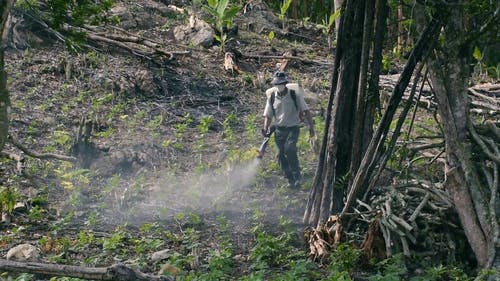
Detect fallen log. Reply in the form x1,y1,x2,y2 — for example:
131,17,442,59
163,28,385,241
0,260,172,281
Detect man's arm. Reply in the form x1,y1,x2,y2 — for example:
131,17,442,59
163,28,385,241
262,116,272,136
303,110,315,136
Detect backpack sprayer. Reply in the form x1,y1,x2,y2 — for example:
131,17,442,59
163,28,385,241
257,125,276,159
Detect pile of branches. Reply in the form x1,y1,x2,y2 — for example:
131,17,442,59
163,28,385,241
305,177,465,263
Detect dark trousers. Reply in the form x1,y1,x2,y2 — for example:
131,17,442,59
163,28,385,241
274,126,301,182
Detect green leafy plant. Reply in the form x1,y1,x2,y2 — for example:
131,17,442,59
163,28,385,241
222,112,237,143
8,273,35,281
76,230,96,250
248,231,295,270
197,115,213,149
17,0,115,52
244,113,258,141
409,265,472,281
102,229,129,256
267,31,275,45
146,115,163,131
28,205,45,221
204,0,241,52
0,186,18,217
278,0,292,29
275,259,322,280
382,54,392,73
52,130,72,150
317,10,341,49
200,248,234,280
368,253,408,281
328,243,360,277
198,115,213,134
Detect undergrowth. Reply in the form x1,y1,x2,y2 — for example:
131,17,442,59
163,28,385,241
2,110,493,281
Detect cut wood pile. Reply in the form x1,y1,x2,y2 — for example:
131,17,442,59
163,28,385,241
468,83,500,116
381,75,499,117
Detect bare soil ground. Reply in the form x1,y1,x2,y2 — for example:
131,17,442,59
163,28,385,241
1,0,334,278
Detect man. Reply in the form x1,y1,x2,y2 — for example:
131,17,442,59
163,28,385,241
262,71,315,188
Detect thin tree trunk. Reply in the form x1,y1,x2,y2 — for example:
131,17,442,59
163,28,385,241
0,0,14,152
333,0,343,38
396,0,405,54
429,66,492,268
364,0,388,149
354,0,389,201
349,0,375,177
412,1,499,273
362,63,426,203
427,37,492,271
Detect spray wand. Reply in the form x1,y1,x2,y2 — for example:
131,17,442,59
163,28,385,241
256,125,276,159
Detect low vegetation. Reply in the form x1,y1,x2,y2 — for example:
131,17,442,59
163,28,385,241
0,0,498,280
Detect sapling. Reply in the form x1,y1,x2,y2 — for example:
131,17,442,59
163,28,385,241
204,0,241,52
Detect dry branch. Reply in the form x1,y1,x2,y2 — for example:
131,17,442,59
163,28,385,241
469,87,500,105
409,192,430,221
90,32,190,59
0,260,172,281
467,121,500,164
8,134,77,163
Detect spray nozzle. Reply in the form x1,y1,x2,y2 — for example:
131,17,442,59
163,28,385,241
257,126,276,159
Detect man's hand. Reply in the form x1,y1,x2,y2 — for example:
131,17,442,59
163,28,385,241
309,127,315,137
261,128,268,137
308,128,319,154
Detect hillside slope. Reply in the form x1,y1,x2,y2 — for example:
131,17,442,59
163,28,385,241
2,0,333,278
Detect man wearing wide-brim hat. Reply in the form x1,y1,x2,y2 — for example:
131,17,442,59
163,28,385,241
262,71,315,189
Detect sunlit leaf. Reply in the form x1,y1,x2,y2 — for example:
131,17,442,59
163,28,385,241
473,46,482,61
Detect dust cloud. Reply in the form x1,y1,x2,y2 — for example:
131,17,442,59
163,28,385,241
137,157,263,220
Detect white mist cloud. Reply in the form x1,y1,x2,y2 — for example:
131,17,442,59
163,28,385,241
145,158,262,216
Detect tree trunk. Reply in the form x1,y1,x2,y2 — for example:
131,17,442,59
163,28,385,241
304,0,364,227
410,1,500,272
349,0,375,177
0,0,14,152
425,7,497,270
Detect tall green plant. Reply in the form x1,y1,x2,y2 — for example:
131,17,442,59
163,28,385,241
204,0,241,52
278,0,292,29
317,10,341,48
0,186,18,217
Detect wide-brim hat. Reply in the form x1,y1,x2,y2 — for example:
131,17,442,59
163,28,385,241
271,71,289,85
